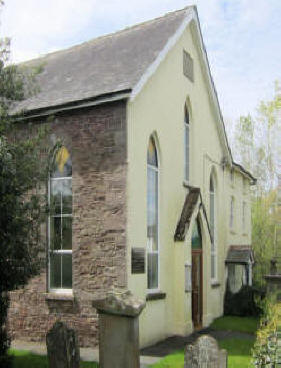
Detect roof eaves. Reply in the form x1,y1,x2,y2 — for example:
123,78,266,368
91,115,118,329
13,89,131,121
233,162,257,184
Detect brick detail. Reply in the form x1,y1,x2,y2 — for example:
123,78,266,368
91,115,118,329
7,100,128,347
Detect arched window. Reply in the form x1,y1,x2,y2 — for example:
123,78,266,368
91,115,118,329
49,146,72,291
184,104,190,182
209,174,217,280
147,137,159,290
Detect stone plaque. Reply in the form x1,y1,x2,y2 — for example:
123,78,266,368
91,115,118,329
131,248,145,274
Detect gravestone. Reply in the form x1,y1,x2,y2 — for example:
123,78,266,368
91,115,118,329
46,321,80,368
184,335,227,368
93,290,146,368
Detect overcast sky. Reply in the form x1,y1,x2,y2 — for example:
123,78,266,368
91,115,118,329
1,0,281,126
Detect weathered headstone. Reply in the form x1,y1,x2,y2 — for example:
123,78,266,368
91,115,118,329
46,321,80,368
184,335,227,368
93,290,146,368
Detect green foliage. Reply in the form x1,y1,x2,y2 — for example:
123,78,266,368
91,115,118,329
210,316,259,334
251,300,281,367
252,193,276,288
0,5,50,366
224,285,263,317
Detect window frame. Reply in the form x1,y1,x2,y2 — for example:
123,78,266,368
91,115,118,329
147,137,160,292
48,150,73,294
184,105,190,183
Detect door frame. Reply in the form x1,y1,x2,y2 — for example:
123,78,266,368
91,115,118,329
191,248,203,329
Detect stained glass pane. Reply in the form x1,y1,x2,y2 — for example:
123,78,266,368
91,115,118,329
147,138,158,167
147,253,158,289
51,146,72,178
192,219,202,249
50,253,61,288
62,254,72,288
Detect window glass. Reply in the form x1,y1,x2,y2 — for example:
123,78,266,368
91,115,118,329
147,137,159,290
184,105,190,181
209,175,216,279
49,146,72,290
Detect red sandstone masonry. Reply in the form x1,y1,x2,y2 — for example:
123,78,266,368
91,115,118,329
7,100,128,347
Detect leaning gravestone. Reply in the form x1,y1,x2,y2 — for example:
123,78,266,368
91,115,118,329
93,289,146,368
46,321,80,368
184,335,227,368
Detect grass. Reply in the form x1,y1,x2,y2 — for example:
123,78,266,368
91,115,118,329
210,315,259,334
151,315,259,368
151,338,255,368
9,349,98,368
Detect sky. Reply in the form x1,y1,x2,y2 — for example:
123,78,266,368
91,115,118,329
1,0,281,128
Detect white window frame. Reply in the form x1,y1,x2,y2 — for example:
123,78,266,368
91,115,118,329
147,140,160,293
209,176,217,281
48,175,73,294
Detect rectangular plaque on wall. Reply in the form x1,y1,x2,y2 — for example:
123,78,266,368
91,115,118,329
131,248,145,274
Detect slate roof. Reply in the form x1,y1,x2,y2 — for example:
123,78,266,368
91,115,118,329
174,187,200,241
225,246,254,265
15,7,192,113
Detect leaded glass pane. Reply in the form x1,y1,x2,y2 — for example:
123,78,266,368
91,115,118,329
62,254,72,288
50,253,61,288
51,146,72,178
50,179,72,215
50,217,61,250
192,219,202,249
147,138,158,167
62,218,72,250
147,253,158,290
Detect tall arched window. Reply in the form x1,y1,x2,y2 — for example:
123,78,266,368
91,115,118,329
184,104,190,182
147,137,159,290
49,146,72,291
209,174,216,280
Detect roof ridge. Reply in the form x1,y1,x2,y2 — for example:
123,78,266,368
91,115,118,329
19,6,193,66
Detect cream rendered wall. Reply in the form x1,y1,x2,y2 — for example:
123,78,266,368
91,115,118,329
126,22,249,348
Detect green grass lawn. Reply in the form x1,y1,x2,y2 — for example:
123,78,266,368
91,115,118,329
9,349,98,368
151,338,254,368
151,316,258,368
210,315,259,334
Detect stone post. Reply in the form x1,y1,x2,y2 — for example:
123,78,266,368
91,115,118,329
46,321,80,368
93,290,146,368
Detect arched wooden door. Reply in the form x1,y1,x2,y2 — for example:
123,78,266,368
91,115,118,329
191,218,203,328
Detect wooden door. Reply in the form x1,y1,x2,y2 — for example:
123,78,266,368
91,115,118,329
192,250,202,328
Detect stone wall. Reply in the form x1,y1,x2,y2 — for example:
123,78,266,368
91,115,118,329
7,99,128,347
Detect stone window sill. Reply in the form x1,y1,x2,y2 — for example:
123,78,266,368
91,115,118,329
211,282,221,289
146,292,166,301
44,293,74,302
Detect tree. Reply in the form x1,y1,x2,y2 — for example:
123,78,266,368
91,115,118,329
232,81,281,288
0,6,50,366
